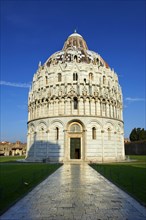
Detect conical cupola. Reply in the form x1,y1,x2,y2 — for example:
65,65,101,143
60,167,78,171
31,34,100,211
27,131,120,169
63,31,88,51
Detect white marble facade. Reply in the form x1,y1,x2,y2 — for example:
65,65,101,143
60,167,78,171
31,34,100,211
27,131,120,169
26,32,125,162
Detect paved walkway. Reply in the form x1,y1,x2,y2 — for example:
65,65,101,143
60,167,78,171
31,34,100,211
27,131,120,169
0,164,146,220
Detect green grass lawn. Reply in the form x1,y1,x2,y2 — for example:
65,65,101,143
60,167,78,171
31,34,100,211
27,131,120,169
0,162,62,214
0,156,25,163
91,155,146,206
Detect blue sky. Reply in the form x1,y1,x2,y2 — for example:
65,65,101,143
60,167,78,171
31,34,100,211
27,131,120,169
0,0,145,142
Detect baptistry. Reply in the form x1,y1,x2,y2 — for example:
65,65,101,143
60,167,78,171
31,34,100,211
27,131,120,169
26,31,125,162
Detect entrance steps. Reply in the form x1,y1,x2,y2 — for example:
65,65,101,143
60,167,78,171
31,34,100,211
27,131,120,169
64,160,87,165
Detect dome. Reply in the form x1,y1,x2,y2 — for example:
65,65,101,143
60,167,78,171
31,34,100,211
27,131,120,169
69,32,83,38
46,31,109,69
63,31,88,51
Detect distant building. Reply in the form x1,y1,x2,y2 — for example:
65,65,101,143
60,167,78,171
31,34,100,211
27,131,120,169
124,138,130,143
0,141,26,156
26,31,125,162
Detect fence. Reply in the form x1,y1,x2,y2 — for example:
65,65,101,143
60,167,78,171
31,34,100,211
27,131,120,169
125,140,146,155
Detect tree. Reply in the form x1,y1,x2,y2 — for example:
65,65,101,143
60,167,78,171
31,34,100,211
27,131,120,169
139,128,146,140
129,128,146,142
130,128,138,141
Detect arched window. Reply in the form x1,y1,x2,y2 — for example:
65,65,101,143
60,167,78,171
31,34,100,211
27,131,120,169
58,73,62,82
74,55,77,61
80,40,83,47
73,73,75,81
73,97,78,109
92,127,96,139
73,40,77,46
108,128,111,140
89,73,93,80
56,127,59,140
45,76,48,84
73,73,78,81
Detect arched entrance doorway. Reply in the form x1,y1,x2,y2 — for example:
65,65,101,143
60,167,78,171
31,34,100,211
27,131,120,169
65,121,85,161
70,137,81,159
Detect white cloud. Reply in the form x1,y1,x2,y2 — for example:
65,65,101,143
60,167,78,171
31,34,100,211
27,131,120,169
125,97,145,102
0,81,31,88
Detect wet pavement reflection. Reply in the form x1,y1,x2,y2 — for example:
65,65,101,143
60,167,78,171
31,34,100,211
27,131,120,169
1,164,146,220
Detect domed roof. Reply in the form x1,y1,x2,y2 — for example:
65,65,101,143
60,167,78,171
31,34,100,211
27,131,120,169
46,31,109,69
63,31,88,51
69,32,82,38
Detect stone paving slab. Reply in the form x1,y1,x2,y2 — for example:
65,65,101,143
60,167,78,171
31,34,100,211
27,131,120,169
0,164,146,220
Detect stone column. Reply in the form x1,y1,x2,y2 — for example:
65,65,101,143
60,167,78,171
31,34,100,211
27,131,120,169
66,98,71,115
86,98,90,115
120,107,123,120
26,133,29,158
33,106,35,119
39,104,42,117
29,108,31,120
97,99,100,116
52,99,55,116
58,99,61,115
42,103,44,117
105,103,107,117
114,131,117,161
44,103,47,117
89,97,91,115
100,101,102,116
121,132,125,160
57,99,60,116
71,98,73,115
114,106,117,118
113,105,115,118
78,97,80,115
83,98,86,115
28,107,30,121
62,98,65,115
106,103,109,117
91,98,94,115
33,132,37,160
46,130,49,158
37,106,39,117
101,130,104,162
64,98,67,115
95,99,97,116
50,100,53,116
109,104,111,118
32,107,34,120
80,98,84,115
35,106,37,118
47,103,49,116
63,129,68,162
111,105,113,118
